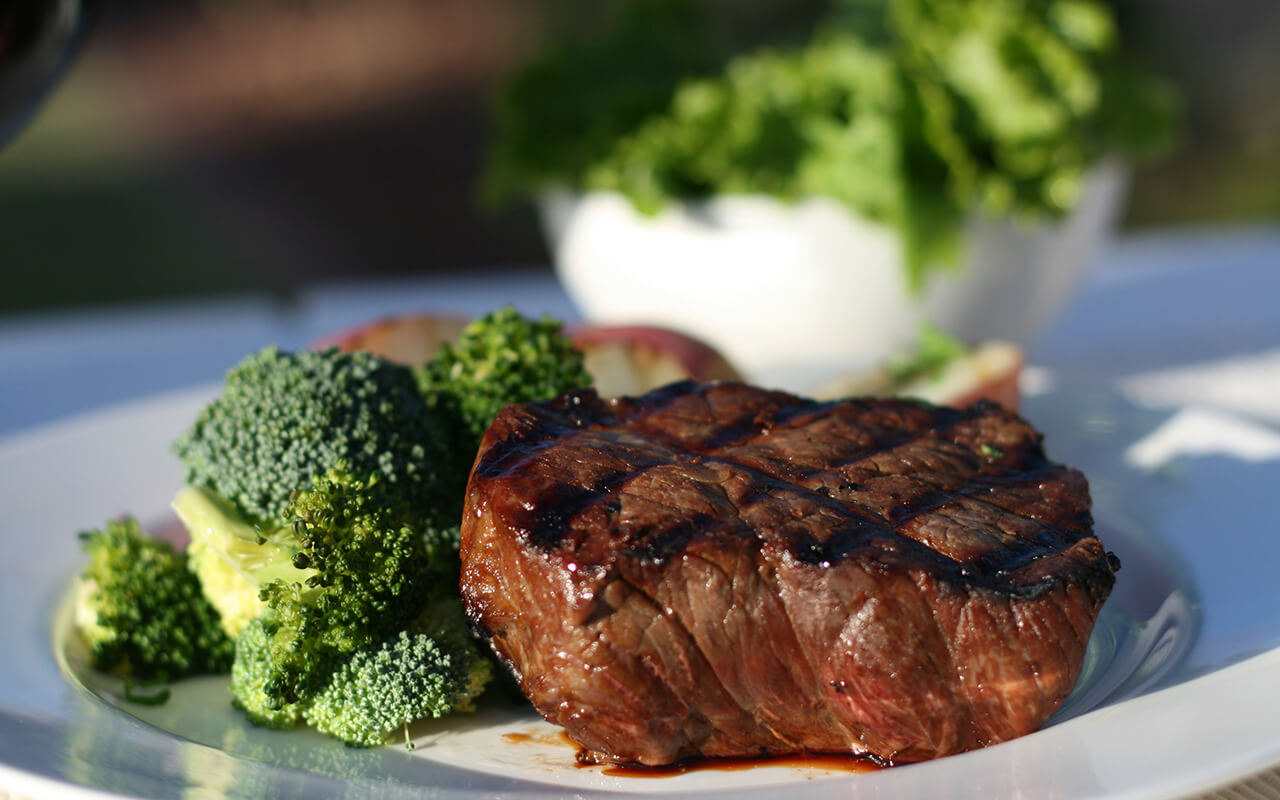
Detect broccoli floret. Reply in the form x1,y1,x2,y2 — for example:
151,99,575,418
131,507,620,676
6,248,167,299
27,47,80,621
417,306,592,475
229,615,303,730
172,346,449,527
174,485,313,638
76,519,234,685
165,341,499,742
410,593,494,714
303,629,488,748
235,609,490,748
252,469,464,708
155,311,587,744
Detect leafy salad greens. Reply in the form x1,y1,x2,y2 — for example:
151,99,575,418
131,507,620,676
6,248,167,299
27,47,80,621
73,308,592,748
486,0,1175,288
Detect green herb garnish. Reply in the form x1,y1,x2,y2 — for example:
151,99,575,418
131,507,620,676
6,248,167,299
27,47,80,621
886,323,969,385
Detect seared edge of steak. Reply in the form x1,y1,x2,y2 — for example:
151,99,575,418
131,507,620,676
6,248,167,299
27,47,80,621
460,381,1117,764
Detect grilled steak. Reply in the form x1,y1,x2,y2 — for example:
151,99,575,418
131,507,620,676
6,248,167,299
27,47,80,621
460,381,1117,765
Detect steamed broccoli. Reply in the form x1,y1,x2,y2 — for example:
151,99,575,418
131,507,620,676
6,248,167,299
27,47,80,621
303,629,487,748
229,614,304,730
253,469,448,707
164,345,490,742
172,346,449,528
417,306,592,474
75,519,234,685
233,606,492,749
183,464,490,739
79,309,588,747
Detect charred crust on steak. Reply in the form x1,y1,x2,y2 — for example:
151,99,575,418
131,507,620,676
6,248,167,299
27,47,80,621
461,380,1118,765
470,381,1111,601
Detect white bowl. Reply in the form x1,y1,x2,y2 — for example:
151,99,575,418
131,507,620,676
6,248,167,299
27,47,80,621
541,162,1127,394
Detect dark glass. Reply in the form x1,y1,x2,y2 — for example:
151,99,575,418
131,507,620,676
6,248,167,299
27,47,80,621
0,0,98,148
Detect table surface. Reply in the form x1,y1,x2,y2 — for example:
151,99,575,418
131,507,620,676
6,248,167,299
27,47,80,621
2,226,1279,799
3,226,1279,440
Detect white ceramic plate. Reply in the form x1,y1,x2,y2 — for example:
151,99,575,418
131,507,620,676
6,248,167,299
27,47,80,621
2,383,1279,799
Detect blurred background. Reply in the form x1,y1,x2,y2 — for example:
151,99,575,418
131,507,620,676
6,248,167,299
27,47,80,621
2,0,1277,318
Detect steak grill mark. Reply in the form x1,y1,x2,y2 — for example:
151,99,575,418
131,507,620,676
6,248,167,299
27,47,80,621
461,381,1117,765
474,384,1093,598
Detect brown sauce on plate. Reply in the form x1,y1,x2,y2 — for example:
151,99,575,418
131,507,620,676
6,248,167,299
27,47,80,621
587,749,884,778
503,727,885,777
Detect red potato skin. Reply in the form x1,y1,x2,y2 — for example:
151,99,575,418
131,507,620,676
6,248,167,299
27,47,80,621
311,314,470,365
568,325,741,379
946,360,1023,411
567,324,742,397
312,311,1009,409
311,312,742,396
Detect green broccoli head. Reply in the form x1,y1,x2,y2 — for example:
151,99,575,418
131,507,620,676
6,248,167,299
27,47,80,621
172,346,449,527
303,629,490,748
251,469,447,707
154,310,584,741
417,306,592,465
229,614,304,730
408,592,495,716
226,504,491,748
76,519,234,684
